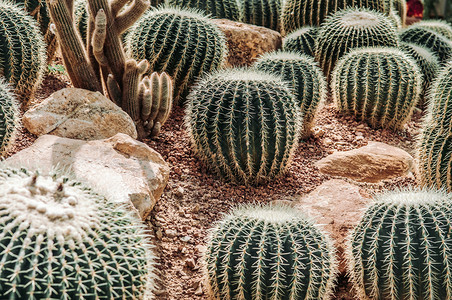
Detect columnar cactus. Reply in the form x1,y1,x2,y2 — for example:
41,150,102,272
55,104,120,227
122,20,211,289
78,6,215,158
0,81,20,155
167,0,240,21
282,26,318,57
254,51,327,138
238,0,281,31
74,0,88,43
185,68,301,185
347,188,452,300
418,61,452,191
399,25,452,64
205,204,337,300
0,167,156,299
0,0,46,100
415,20,452,40
316,8,399,80
126,7,227,104
331,47,422,130
390,0,406,26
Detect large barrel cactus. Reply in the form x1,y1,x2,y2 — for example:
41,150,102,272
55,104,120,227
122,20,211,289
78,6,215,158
331,47,422,130
347,188,452,300
316,8,399,79
0,167,156,299
238,0,281,31
282,26,318,57
167,0,240,20
205,204,337,300
0,81,20,155
254,51,327,138
418,61,452,191
0,0,46,100
185,68,301,185
390,0,406,26
125,7,227,104
415,20,452,40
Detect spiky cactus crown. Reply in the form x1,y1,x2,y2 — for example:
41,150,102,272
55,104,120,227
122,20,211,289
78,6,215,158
205,203,338,300
0,167,156,299
0,80,20,155
282,26,318,57
185,68,301,185
415,20,452,40
167,0,240,21
316,8,399,79
238,0,281,31
347,188,452,300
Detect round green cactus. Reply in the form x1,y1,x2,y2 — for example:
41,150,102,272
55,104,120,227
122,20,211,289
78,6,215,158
205,204,337,300
185,68,301,185
0,81,20,155
316,8,399,80
0,166,156,299
125,7,227,104
331,47,422,130
418,61,452,191
415,20,452,40
282,26,318,57
253,51,327,138
390,0,406,26
238,0,281,31
0,0,46,100
399,25,452,64
167,0,240,20
347,188,452,300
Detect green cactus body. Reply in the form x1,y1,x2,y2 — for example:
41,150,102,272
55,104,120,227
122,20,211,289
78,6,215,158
12,0,50,34
388,9,402,29
399,25,452,64
254,51,326,138
415,20,452,40
0,167,156,299
282,26,318,57
331,47,422,130
281,0,390,34
167,0,240,21
238,0,281,31
185,68,301,185
347,188,452,300
316,8,399,80
0,0,46,100
205,204,338,300
0,81,19,154
418,61,452,191
390,0,406,26
74,0,88,43
125,7,227,104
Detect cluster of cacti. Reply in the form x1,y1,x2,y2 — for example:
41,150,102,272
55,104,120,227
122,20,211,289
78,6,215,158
282,26,318,57
125,7,227,104
281,0,390,34
0,166,156,299
238,0,281,31
418,61,452,191
347,188,452,300
185,68,301,185
168,0,240,21
205,204,337,300
415,20,452,40
399,25,452,64
316,8,399,79
390,0,406,26
254,51,327,138
0,0,46,100
331,47,422,130
0,81,20,155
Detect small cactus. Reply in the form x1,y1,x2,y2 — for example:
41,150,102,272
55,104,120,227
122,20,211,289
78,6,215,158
331,47,422,130
238,0,281,31
125,7,227,104
347,188,452,300
254,51,327,138
167,0,240,21
316,8,399,80
282,26,318,57
0,166,156,299
0,81,20,155
205,203,338,300
185,68,301,185
415,20,452,40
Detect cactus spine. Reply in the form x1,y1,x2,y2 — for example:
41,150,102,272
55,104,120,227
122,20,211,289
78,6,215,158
238,0,281,31
254,51,327,138
316,8,399,80
125,7,227,104
0,166,156,299
205,204,338,300
415,20,452,40
282,26,318,57
347,188,452,300
0,81,20,155
331,47,422,130
185,68,301,185
168,0,240,21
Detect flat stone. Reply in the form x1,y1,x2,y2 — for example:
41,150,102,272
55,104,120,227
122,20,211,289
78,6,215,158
5,133,169,219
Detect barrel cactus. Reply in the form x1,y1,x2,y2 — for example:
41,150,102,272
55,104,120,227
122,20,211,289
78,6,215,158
185,68,301,185
347,188,452,300
0,166,156,299
390,0,406,26
238,0,281,31
0,0,46,100
418,61,452,191
254,51,327,138
167,0,240,20
388,9,402,29
0,81,20,155
331,47,422,130
282,26,318,57
125,7,227,104
316,8,399,79
415,20,452,40
205,203,337,300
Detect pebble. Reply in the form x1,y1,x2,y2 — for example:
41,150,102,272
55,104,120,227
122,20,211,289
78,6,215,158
195,245,207,254
194,282,203,296
185,258,196,269
175,186,184,198
155,228,163,240
154,289,167,296
323,138,333,146
180,235,191,242
165,229,177,238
